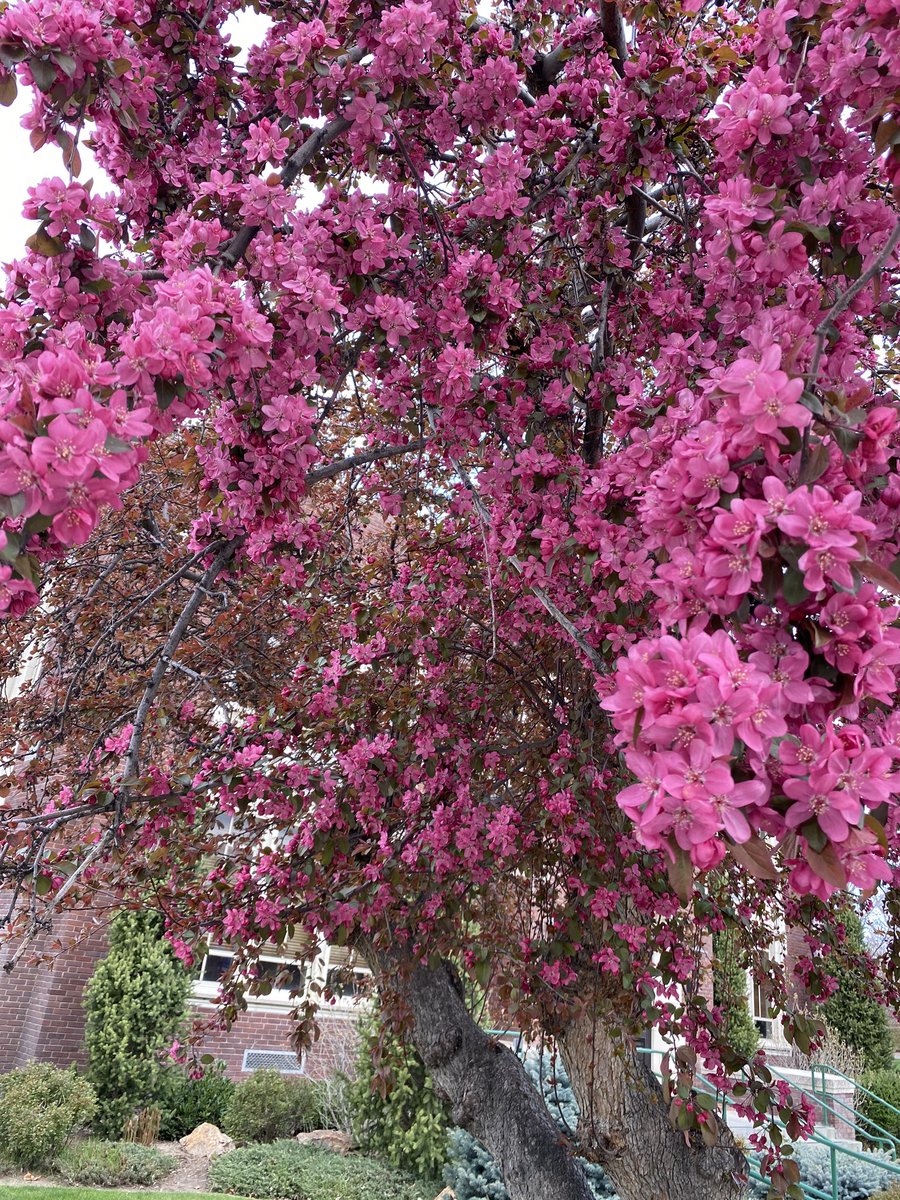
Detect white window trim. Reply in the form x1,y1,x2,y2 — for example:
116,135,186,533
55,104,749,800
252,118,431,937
746,932,788,1048
321,950,372,1012
192,941,374,1012
193,946,309,1010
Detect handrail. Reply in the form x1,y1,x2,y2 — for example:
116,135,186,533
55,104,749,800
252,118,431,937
812,1062,900,1126
765,1062,899,1158
636,1045,900,1200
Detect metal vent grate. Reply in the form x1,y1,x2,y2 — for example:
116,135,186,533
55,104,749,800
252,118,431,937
241,1049,305,1074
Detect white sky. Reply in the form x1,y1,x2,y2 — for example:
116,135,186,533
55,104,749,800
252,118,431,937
0,9,272,269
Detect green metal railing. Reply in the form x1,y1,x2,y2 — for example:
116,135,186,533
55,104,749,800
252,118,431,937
764,1060,899,1158
811,1061,900,1130
636,1046,900,1200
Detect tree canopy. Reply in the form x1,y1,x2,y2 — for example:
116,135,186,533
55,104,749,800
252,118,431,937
0,0,899,1196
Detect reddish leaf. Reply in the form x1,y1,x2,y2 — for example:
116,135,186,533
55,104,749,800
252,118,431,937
857,558,900,597
729,835,778,880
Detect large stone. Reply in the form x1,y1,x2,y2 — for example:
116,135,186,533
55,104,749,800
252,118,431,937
294,1129,353,1154
433,1189,456,1200
179,1123,235,1157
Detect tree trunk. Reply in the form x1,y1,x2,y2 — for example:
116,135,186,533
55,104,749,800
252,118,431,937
558,1007,748,1200
376,953,594,1200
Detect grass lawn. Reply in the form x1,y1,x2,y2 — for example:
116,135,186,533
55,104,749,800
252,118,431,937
0,1190,247,1200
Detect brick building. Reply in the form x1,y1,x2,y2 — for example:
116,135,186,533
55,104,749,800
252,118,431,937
0,899,368,1080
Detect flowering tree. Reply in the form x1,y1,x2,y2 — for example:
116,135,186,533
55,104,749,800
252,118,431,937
0,0,899,1196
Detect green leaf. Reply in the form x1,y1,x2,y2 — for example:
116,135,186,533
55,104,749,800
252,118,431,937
797,442,830,485
54,52,77,79
154,377,179,411
29,57,56,92
781,567,809,607
25,226,67,257
0,72,16,107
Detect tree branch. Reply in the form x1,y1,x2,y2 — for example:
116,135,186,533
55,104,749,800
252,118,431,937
120,537,243,784
306,438,429,483
807,219,900,390
218,116,352,270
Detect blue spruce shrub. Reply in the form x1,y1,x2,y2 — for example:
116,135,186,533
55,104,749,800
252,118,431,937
443,1050,619,1200
748,1142,897,1200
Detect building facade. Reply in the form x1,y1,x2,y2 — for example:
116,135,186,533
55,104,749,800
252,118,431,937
0,900,369,1080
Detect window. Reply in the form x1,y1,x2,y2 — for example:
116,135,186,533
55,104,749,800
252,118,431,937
323,945,371,1007
251,956,306,999
751,973,776,1039
194,929,312,1006
199,951,233,986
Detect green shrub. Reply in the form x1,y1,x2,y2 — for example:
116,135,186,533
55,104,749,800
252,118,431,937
0,1062,96,1169
350,1011,449,1179
55,1139,175,1186
84,909,191,1138
859,1067,900,1146
159,1062,236,1141
209,1140,440,1200
223,1070,326,1145
712,929,760,1060
822,910,894,1073
444,1051,617,1200
291,1078,328,1134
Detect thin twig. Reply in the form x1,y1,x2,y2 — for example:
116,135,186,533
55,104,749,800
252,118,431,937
807,220,900,390
120,538,242,784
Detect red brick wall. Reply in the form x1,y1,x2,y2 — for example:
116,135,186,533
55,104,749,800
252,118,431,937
0,899,107,1072
0,897,361,1080
192,1001,361,1079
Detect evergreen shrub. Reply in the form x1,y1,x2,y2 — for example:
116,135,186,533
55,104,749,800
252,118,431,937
209,1140,440,1200
351,1012,449,1178
859,1068,900,1147
748,1142,896,1200
222,1069,325,1144
55,1139,175,1186
158,1061,236,1141
822,911,894,1073
712,928,760,1060
84,909,191,1138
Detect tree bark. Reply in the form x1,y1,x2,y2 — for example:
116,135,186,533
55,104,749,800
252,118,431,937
558,1007,748,1200
374,954,594,1200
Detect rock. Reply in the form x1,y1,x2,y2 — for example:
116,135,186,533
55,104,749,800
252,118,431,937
294,1129,353,1154
433,1190,456,1200
179,1123,235,1157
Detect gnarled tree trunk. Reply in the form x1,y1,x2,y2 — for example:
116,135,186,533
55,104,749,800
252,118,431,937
558,1007,748,1200
374,952,594,1200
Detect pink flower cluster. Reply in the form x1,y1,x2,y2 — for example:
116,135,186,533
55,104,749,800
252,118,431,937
373,0,446,82
602,631,778,868
605,622,898,895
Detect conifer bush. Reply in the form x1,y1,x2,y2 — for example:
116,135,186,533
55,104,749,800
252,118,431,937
350,1012,450,1179
84,909,191,1138
712,929,760,1060
222,1069,325,1145
158,1061,236,1141
209,1140,440,1200
55,1138,175,1186
822,912,894,1074
859,1068,900,1147
748,1143,896,1200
